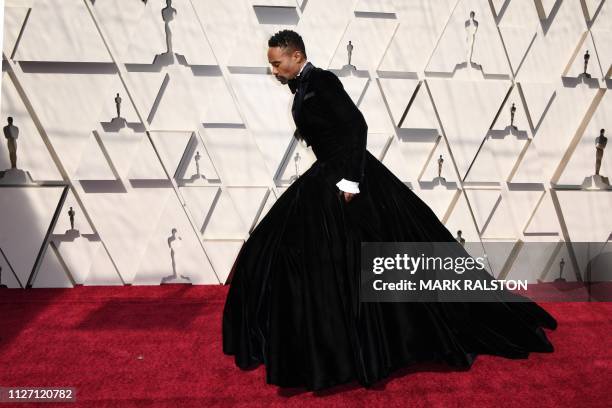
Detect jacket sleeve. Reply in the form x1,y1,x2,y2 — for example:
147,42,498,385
315,70,368,186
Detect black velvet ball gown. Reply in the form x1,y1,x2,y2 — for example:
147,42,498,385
222,62,557,391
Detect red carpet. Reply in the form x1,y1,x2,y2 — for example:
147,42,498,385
0,285,610,407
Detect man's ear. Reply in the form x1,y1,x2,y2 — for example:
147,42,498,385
292,49,303,62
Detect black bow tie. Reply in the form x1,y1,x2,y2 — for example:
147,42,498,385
288,75,301,94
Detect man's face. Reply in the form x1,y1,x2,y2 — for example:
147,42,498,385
267,46,302,85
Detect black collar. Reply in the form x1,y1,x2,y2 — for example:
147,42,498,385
288,61,314,94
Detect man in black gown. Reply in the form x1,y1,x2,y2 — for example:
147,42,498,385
223,29,557,392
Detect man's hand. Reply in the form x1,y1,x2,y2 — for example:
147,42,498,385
342,191,356,203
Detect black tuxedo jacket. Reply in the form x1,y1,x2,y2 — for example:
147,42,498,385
290,62,368,185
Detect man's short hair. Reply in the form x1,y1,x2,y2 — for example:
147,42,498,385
268,30,307,59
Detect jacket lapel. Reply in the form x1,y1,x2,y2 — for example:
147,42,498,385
291,62,314,122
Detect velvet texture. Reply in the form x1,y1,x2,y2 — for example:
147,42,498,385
222,63,557,391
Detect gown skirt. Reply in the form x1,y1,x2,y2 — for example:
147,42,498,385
222,148,557,391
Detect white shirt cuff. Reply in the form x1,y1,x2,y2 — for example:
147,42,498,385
336,178,360,194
